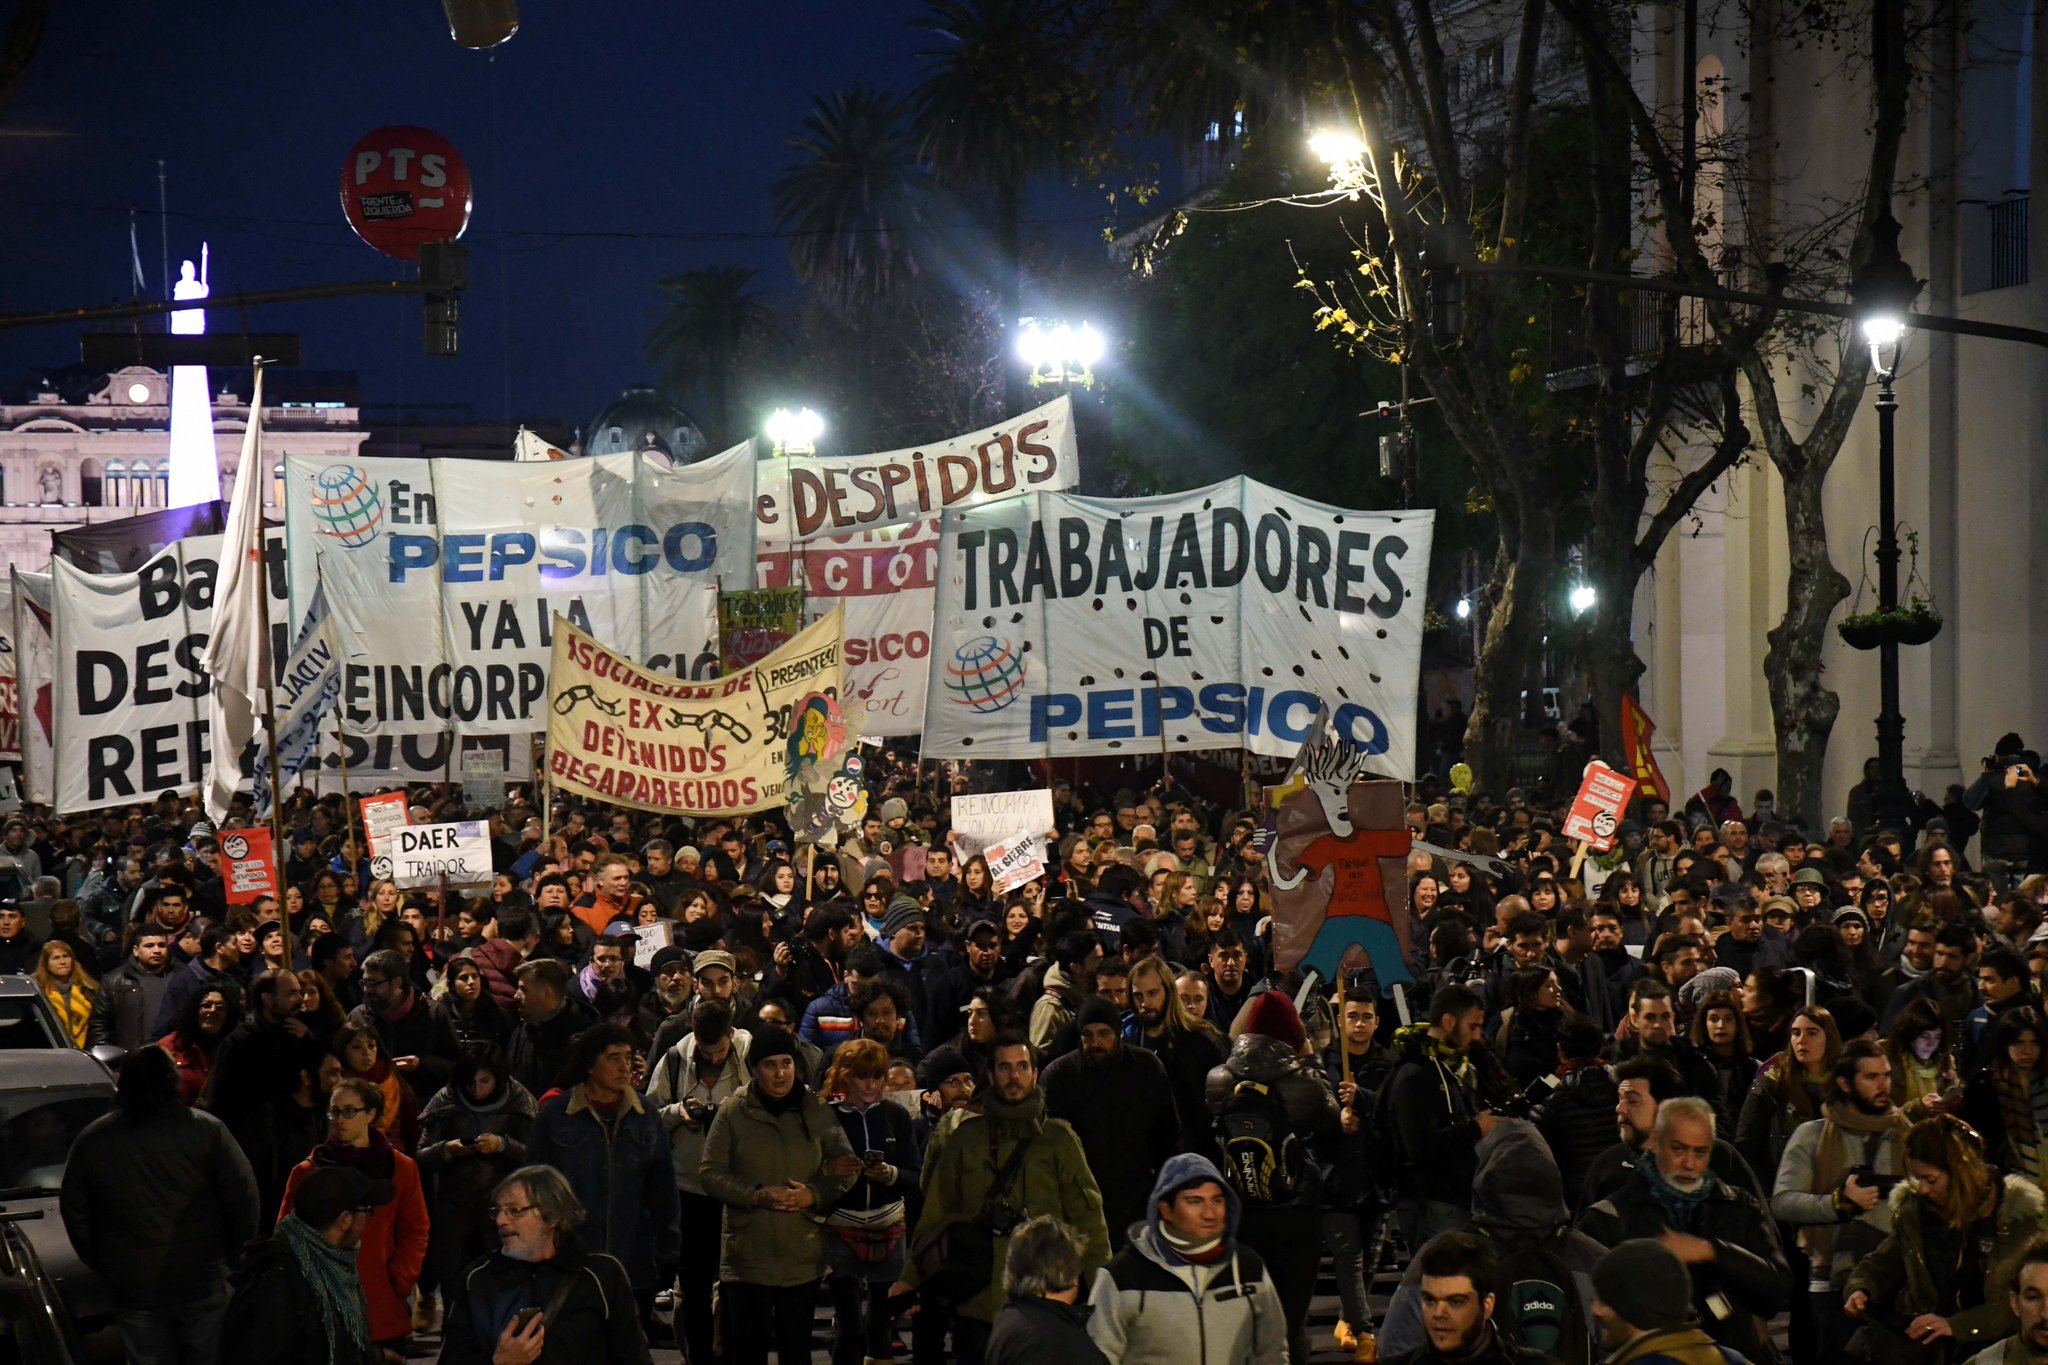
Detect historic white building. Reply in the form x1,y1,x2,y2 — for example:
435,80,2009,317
1632,0,2040,817
0,366,369,570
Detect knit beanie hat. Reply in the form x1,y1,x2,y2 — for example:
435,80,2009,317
917,1047,973,1089
1592,1239,1694,1332
881,896,925,940
1244,991,1306,1052
1077,995,1123,1035
748,1027,801,1071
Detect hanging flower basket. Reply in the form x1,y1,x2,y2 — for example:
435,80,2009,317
1837,525,1943,650
1836,605,1942,651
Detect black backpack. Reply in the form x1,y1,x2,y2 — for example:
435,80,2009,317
1482,1227,1592,1365
1216,1078,1303,1202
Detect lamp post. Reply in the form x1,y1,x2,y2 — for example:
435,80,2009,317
1017,319,1105,390
1851,207,1921,836
765,406,824,458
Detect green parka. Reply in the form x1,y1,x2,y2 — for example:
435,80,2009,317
698,1080,856,1287
1843,1173,2047,1352
907,1090,1111,1324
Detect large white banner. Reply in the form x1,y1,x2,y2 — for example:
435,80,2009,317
283,442,758,737
920,480,1434,776
52,534,290,814
756,396,1077,544
10,570,52,805
753,402,1081,737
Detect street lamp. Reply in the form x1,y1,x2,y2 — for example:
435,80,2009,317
1569,585,1597,616
1850,206,1922,836
1309,127,1371,196
765,406,824,457
1017,319,1104,389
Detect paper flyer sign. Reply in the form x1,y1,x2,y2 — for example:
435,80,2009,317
461,748,504,812
631,920,674,969
984,831,1046,894
371,820,493,889
359,791,412,849
950,788,1055,857
220,828,279,905
1562,760,1636,852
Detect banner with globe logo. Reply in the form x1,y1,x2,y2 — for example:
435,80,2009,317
920,478,1434,778
282,442,758,737
309,464,385,548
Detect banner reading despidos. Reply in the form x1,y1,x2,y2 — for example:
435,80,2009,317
919,480,1433,778
283,444,759,737
546,605,844,817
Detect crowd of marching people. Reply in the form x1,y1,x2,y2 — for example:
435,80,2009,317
13,730,2048,1365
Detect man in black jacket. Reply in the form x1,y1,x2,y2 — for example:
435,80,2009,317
1612,980,1727,1127
1387,984,1500,1250
1578,1058,1764,1209
60,1046,262,1365
1382,1233,1558,1365
508,958,598,1096
204,968,330,1219
1576,1096,1788,1362
1042,995,1180,1247
1122,955,1226,1160
220,1165,388,1365
440,1164,650,1365
348,946,456,1098
86,922,175,1052
925,917,1010,1040
1533,1015,1621,1212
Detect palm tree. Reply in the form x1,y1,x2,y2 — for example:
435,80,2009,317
644,266,780,445
771,87,933,312
910,0,1097,414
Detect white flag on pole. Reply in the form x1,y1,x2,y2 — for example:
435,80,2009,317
513,427,570,462
201,365,268,822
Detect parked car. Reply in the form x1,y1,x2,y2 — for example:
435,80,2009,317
0,1048,117,1350
0,979,68,1051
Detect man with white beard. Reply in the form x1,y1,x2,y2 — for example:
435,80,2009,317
1576,1097,1789,1362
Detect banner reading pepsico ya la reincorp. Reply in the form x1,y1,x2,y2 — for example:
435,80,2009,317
282,444,758,737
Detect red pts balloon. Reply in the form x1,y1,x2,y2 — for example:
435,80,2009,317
339,126,473,261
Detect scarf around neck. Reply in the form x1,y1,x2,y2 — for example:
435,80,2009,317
1641,1153,1716,1227
279,1213,372,1363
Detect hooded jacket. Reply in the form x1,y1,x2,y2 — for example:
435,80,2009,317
1379,1120,1607,1360
1085,1153,1288,1365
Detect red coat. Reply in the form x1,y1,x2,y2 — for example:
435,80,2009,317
281,1138,429,1344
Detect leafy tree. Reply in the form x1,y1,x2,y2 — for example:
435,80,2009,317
911,0,1099,414
771,86,935,312
644,266,781,446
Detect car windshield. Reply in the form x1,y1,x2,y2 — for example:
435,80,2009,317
0,1089,111,1194
0,997,61,1049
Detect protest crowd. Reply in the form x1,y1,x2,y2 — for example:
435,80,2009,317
11,724,2048,1365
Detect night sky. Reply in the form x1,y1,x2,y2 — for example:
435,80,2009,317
0,1,1104,437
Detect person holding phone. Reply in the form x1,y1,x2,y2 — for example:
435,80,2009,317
1770,1040,1911,1363
438,1164,650,1365
820,1039,921,1365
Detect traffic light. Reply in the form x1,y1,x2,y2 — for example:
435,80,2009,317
419,241,468,357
